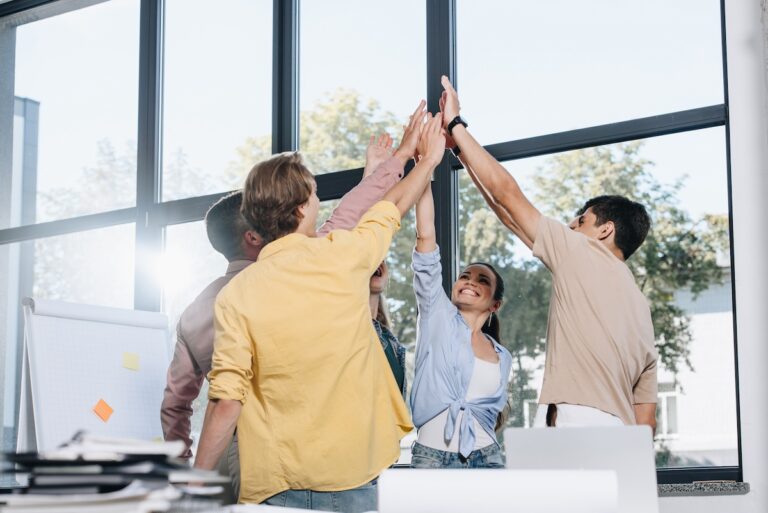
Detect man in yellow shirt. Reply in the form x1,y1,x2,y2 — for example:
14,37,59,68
194,103,447,512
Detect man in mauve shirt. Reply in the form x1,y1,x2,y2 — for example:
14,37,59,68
160,135,404,498
439,76,658,432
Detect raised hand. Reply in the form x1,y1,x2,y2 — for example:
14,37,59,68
439,93,458,150
440,76,460,129
394,100,427,163
418,112,446,166
363,133,394,178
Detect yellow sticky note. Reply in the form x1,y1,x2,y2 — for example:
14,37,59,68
122,352,140,371
93,399,114,422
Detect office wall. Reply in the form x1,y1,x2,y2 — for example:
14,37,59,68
660,0,768,511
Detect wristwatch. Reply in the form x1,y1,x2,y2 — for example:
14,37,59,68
446,115,468,136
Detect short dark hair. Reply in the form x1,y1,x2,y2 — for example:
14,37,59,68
205,191,252,261
241,152,314,243
577,195,651,259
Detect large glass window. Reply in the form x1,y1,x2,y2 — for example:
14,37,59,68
6,0,140,227
1,224,135,453
299,0,426,174
457,0,723,144
161,220,229,451
162,0,272,200
458,128,737,467
0,0,739,483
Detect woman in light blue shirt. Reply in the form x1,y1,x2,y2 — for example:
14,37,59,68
409,180,513,469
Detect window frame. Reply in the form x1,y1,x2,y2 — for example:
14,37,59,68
0,0,741,485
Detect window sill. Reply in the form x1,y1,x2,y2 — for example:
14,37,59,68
658,482,750,497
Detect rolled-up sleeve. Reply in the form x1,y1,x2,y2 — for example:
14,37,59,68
412,246,449,315
208,295,254,404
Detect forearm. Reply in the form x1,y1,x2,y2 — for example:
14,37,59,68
193,399,241,470
463,159,533,249
452,125,540,241
318,157,404,234
633,403,657,436
383,156,440,218
415,181,437,253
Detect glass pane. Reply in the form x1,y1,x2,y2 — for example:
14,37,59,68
162,0,272,200
299,0,426,174
6,1,139,227
458,127,737,468
162,221,229,449
0,224,135,459
457,0,723,144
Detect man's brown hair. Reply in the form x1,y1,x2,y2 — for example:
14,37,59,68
241,152,315,243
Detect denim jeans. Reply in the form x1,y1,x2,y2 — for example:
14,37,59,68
410,441,505,469
262,479,377,513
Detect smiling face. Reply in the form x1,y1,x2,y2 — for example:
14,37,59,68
369,261,388,295
451,263,500,313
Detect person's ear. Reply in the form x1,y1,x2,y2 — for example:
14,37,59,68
296,202,308,221
597,220,615,241
491,300,502,314
244,230,262,248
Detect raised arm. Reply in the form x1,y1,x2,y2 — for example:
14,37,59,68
383,106,446,218
415,181,436,253
463,158,534,249
440,76,541,244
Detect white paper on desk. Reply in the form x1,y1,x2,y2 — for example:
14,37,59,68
0,480,180,507
378,469,618,513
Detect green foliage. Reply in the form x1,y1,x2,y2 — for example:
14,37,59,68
37,90,730,444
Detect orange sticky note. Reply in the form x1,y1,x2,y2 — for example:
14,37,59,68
93,399,114,422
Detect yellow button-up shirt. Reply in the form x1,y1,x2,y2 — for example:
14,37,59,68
209,201,413,503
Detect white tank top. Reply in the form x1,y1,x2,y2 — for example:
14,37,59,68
417,358,500,452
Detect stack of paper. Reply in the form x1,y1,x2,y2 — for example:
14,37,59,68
1,432,229,512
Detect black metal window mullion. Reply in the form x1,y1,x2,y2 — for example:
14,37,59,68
133,0,164,312
427,0,458,294
719,0,742,483
272,0,299,155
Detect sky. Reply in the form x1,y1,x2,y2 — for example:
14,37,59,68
9,0,726,221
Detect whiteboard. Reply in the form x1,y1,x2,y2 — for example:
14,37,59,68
18,298,170,452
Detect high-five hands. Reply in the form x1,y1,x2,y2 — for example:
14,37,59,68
439,86,458,151
363,133,394,178
394,100,427,165
440,76,460,128
417,112,446,167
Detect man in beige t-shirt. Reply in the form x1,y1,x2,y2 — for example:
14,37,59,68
439,76,658,431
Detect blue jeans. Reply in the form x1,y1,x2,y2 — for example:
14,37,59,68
262,479,377,513
410,442,505,469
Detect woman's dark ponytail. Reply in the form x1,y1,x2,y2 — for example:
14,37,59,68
481,311,502,343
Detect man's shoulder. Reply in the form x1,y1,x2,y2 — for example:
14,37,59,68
178,274,235,329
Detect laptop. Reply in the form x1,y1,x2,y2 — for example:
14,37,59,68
504,426,658,513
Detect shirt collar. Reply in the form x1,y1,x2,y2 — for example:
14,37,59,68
225,259,253,276
258,233,308,261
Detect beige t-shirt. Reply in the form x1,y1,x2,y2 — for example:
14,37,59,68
533,216,658,425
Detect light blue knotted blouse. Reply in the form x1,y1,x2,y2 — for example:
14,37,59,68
409,247,512,458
